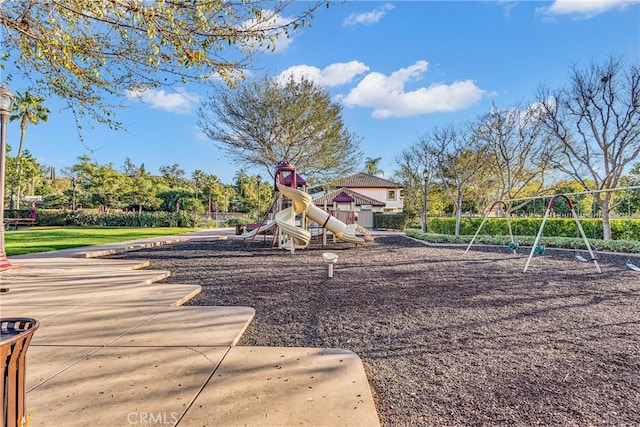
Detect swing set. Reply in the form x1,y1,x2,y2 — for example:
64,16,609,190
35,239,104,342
624,193,640,271
523,194,601,273
466,186,640,273
464,200,517,254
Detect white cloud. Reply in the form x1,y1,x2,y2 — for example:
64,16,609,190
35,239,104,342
126,87,200,114
343,3,395,26
341,61,485,118
277,62,370,87
537,0,638,18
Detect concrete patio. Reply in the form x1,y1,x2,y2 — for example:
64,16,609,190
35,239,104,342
0,229,380,426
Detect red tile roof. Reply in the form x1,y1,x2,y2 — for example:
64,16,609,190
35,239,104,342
313,188,385,207
328,173,403,189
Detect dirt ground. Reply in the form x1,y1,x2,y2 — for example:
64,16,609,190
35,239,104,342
109,234,640,426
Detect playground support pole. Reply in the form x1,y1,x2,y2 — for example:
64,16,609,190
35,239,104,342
505,202,516,254
464,201,508,254
464,211,491,254
524,195,602,273
524,205,551,273
570,207,601,273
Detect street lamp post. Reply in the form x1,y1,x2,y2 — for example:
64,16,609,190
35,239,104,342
71,177,76,211
0,86,16,270
422,169,429,234
256,174,262,221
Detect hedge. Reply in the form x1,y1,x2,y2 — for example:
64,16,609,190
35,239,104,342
6,209,205,228
374,213,413,230
422,217,640,241
404,228,640,254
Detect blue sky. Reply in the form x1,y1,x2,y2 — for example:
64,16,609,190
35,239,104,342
3,0,639,184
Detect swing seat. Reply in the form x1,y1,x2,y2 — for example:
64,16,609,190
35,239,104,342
626,262,640,271
507,242,519,250
575,255,588,262
534,245,546,255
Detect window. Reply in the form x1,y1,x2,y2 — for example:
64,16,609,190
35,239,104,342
387,190,396,200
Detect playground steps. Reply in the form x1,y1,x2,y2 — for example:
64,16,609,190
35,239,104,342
3,236,380,426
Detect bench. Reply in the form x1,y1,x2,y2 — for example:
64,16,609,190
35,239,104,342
4,218,36,230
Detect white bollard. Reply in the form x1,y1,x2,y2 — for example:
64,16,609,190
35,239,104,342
322,252,338,278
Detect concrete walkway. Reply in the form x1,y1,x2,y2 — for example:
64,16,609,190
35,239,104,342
1,229,380,426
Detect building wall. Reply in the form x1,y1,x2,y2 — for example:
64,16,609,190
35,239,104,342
356,211,374,228
353,188,404,212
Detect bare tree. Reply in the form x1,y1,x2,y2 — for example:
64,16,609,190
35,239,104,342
394,145,435,230
535,56,640,239
474,102,559,213
197,75,362,184
426,124,488,236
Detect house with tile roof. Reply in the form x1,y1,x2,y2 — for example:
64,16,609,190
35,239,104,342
311,173,404,228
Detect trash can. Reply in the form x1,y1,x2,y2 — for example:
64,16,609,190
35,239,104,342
235,224,244,235
2,318,39,427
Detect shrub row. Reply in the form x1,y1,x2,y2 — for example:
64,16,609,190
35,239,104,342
374,213,414,230
7,209,204,228
404,229,640,254
423,217,640,240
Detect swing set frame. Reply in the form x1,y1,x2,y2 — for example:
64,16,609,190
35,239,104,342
464,200,516,255
466,185,640,273
523,194,601,273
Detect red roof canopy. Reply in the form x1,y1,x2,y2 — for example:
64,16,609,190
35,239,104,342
333,191,354,202
282,173,307,186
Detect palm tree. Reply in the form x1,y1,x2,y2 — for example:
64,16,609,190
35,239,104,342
10,91,49,208
364,157,383,176
11,91,49,157
191,169,207,200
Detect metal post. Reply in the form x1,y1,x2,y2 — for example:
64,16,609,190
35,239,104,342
0,86,16,270
71,177,76,211
465,201,507,254
524,205,551,273
256,174,262,221
422,169,429,233
464,210,491,254
571,207,602,273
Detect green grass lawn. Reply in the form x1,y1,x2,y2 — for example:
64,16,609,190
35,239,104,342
4,227,198,256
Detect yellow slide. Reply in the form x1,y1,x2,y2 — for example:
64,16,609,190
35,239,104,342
275,183,368,251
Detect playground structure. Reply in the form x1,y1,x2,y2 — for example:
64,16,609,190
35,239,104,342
466,186,640,273
242,161,372,252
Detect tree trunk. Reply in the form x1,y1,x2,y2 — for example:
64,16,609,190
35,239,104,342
15,186,21,210
600,197,612,240
17,123,26,157
455,203,462,237
15,126,27,209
